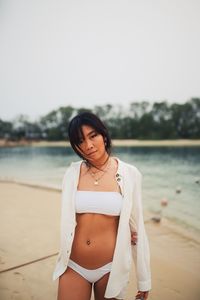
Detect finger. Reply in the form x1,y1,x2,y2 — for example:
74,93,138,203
131,231,137,236
135,291,143,299
138,291,149,300
131,241,137,245
131,238,137,243
131,237,137,244
131,233,137,239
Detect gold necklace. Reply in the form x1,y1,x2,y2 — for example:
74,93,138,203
88,158,111,185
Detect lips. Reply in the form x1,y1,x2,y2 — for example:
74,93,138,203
88,151,97,156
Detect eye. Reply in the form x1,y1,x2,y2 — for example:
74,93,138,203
91,133,98,138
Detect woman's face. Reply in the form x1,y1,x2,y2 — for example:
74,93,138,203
77,125,108,163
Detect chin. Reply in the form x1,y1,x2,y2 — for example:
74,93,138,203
90,153,102,161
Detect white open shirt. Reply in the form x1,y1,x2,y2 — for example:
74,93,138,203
52,157,151,299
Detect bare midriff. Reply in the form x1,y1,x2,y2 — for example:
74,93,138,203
70,213,119,269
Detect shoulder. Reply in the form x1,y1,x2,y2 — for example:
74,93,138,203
61,160,82,189
63,160,82,177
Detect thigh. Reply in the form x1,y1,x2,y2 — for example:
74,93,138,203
57,267,92,300
93,273,119,300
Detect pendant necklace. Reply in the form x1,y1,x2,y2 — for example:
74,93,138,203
89,158,111,185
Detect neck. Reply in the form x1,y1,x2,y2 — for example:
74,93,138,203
87,153,110,170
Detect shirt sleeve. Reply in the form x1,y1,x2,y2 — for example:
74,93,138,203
129,169,152,292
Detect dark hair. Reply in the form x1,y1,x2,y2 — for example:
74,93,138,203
68,112,112,161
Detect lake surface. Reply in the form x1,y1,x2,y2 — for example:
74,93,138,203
0,145,200,238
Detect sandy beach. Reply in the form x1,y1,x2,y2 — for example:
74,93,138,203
0,182,200,300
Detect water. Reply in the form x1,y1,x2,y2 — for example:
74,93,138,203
0,145,200,238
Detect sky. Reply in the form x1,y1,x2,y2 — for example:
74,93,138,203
0,0,200,121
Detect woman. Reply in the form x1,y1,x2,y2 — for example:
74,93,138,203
53,112,151,300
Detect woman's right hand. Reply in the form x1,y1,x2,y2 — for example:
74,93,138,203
131,231,138,245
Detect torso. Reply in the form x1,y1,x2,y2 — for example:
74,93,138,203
70,157,122,269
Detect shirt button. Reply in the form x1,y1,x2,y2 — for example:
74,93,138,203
116,173,119,177
117,178,121,181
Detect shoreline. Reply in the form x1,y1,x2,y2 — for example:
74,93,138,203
0,139,200,148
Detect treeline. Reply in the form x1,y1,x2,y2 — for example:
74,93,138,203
0,98,200,141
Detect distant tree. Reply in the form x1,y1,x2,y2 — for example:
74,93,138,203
129,101,151,120
151,101,175,139
94,104,113,120
11,114,42,140
106,117,122,139
0,119,13,139
1,98,199,141
138,113,156,139
57,106,74,139
170,99,200,138
188,98,200,138
39,106,74,140
76,107,92,115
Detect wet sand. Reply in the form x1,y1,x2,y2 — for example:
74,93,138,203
0,182,200,300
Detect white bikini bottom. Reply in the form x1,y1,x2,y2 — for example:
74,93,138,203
67,259,112,283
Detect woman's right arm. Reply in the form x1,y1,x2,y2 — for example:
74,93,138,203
129,169,151,293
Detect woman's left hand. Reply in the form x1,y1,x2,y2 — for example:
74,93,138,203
135,290,149,299
131,231,138,245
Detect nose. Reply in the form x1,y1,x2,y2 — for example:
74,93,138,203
85,139,94,150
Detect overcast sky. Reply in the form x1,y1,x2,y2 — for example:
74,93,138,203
0,0,200,121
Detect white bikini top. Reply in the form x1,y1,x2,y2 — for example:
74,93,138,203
75,191,123,216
